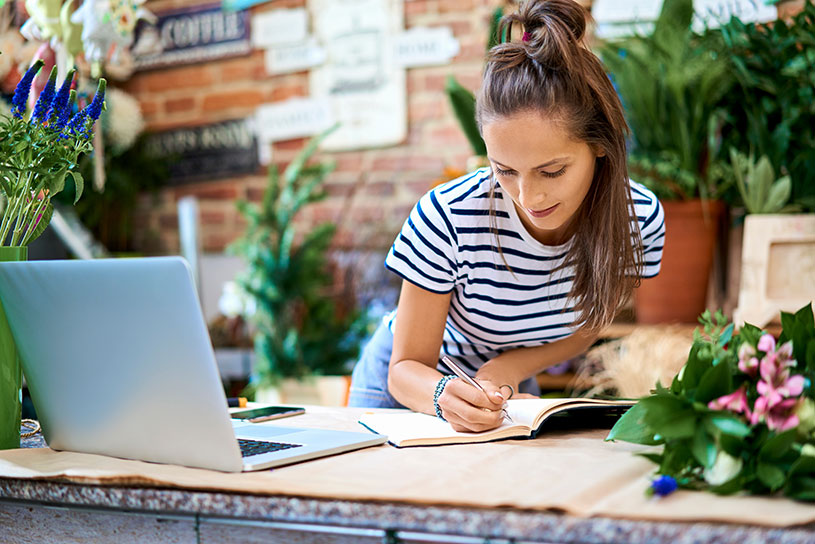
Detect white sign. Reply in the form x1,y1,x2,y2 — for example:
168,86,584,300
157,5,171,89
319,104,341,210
393,26,460,67
254,97,335,143
309,0,406,151
251,8,308,48
265,37,326,75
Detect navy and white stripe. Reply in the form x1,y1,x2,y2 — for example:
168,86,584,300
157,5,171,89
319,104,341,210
384,168,665,375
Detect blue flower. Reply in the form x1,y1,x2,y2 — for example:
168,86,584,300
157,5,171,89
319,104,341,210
86,79,106,123
11,59,44,118
650,475,678,497
66,108,90,139
31,67,57,124
49,68,76,130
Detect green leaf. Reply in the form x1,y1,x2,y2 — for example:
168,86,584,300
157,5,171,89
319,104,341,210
606,402,662,445
681,342,711,391
70,171,84,204
806,338,815,373
759,429,797,461
445,75,486,157
706,414,751,437
691,429,717,468
756,462,786,491
695,359,733,404
639,395,696,439
784,455,815,501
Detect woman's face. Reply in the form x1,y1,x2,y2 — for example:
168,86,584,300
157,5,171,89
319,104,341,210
482,111,600,246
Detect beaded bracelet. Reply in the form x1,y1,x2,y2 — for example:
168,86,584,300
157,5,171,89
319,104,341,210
433,375,457,420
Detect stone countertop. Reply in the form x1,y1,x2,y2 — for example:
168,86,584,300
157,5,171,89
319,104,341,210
8,431,815,544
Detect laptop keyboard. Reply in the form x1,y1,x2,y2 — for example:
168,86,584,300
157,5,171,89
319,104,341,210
237,438,303,458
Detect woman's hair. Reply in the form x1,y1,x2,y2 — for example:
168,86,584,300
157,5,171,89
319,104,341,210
476,0,643,332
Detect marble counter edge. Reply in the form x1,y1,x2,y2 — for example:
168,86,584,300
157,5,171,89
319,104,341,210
0,477,814,544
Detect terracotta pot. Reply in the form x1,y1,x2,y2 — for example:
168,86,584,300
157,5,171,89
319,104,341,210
634,199,724,324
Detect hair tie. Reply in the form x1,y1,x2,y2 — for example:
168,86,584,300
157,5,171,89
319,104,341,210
522,31,530,42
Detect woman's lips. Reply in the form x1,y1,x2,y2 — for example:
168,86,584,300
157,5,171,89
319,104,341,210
526,203,559,218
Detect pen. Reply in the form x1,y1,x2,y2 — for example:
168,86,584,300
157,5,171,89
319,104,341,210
227,397,247,408
440,356,512,423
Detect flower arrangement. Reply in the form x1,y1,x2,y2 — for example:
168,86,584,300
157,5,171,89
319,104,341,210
607,305,815,501
0,59,106,247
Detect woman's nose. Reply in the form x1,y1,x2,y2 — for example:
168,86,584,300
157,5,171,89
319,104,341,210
517,177,545,208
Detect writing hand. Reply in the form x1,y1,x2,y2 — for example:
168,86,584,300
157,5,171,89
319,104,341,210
436,378,507,432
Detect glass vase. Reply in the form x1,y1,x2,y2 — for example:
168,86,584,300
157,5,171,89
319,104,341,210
0,246,27,450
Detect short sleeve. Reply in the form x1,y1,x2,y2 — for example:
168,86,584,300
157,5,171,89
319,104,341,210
384,189,458,293
638,195,665,278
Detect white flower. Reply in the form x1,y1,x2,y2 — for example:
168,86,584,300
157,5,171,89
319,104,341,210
102,88,144,152
704,451,743,486
218,281,250,318
802,444,815,458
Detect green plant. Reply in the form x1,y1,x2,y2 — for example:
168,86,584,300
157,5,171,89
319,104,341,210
607,304,815,501
729,149,792,214
599,0,733,201
714,1,815,211
229,128,369,392
0,60,105,246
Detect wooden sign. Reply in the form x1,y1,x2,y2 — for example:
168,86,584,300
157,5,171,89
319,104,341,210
146,118,258,185
132,3,251,71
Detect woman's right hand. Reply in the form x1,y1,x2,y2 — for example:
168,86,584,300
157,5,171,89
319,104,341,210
436,378,507,432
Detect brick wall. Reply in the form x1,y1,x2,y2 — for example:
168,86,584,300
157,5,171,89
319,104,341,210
123,0,498,257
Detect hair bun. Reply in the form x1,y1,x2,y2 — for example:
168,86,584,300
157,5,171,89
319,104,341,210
516,0,588,71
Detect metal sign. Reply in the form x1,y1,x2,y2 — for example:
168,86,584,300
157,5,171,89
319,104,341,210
132,3,251,70
146,118,258,185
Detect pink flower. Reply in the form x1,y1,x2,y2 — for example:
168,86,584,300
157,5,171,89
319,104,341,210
751,397,802,431
708,386,750,417
737,343,759,376
756,355,805,408
757,333,776,354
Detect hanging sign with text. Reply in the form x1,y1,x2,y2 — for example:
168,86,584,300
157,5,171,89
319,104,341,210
146,118,258,185
132,3,251,70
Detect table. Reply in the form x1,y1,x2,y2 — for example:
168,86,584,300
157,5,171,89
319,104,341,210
1,408,814,544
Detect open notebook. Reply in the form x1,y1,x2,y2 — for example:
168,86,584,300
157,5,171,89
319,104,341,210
359,397,635,447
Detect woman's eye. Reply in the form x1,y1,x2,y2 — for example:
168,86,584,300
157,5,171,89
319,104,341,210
493,166,515,177
541,167,567,179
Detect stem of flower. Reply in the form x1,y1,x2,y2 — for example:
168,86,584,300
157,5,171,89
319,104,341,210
0,170,31,245
9,171,37,247
19,194,49,247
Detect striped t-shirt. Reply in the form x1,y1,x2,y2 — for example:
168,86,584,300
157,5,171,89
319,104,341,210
384,168,665,376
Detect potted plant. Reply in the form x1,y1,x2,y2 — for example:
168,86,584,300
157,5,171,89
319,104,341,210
599,0,733,324
709,2,815,325
727,150,815,327
228,128,370,405
0,60,105,449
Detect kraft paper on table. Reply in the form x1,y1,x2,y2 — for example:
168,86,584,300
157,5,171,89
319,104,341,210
0,406,813,528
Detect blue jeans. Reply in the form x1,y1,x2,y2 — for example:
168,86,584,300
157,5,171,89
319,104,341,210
348,320,405,408
348,320,541,407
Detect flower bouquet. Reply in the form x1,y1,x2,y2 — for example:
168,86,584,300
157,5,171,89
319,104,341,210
0,59,105,450
1,59,106,247
607,305,815,501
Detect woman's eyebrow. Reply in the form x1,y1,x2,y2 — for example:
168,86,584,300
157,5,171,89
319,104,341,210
489,157,569,170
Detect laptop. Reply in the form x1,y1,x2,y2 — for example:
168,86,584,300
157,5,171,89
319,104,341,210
0,257,386,472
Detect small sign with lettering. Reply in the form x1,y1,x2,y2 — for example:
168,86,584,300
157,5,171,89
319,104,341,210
146,118,258,185
393,26,460,68
265,37,326,75
254,98,335,143
132,3,251,70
